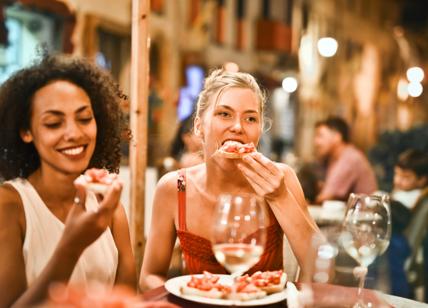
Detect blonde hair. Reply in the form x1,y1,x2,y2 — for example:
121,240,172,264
195,68,266,124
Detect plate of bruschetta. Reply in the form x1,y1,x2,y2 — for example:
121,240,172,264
164,270,288,306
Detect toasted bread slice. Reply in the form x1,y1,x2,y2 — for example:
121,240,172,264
227,289,266,301
74,168,117,196
180,285,225,299
85,182,109,195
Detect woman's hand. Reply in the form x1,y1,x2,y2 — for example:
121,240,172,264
237,152,287,200
46,282,179,307
59,178,123,255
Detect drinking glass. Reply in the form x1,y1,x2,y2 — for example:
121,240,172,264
340,193,391,308
212,193,267,278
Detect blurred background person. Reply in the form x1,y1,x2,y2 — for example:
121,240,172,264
387,149,428,300
313,116,378,204
170,114,203,169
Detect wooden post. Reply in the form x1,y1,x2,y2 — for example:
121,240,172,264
130,0,150,278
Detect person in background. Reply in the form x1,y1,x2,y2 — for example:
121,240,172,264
313,116,377,204
140,68,319,290
170,114,204,169
392,149,428,209
388,149,428,299
0,54,136,307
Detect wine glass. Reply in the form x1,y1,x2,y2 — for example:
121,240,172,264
340,193,391,308
212,193,267,278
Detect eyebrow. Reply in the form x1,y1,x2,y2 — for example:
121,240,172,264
217,104,259,114
42,105,91,116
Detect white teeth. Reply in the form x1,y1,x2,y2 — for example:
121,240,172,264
61,146,84,156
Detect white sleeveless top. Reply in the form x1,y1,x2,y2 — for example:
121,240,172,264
7,178,118,288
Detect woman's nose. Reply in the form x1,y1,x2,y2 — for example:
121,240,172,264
64,121,83,140
230,118,243,133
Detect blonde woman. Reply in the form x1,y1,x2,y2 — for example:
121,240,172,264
140,69,319,290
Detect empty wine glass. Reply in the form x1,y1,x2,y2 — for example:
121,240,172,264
340,193,391,308
212,193,267,278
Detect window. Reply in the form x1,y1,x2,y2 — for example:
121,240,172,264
0,5,60,83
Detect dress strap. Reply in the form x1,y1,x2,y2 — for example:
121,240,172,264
177,169,187,231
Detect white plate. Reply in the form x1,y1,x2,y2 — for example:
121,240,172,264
164,274,287,306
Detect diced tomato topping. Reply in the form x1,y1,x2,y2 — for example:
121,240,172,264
235,274,250,283
221,141,255,154
186,272,227,292
253,279,269,287
84,168,116,184
250,270,283,286
235,281,260,293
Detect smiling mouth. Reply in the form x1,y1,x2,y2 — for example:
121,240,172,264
59,146,85,156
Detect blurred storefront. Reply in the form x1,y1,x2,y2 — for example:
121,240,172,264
1,0,427,167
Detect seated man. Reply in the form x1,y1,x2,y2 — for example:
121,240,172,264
313,116,377,204
388,149,428,299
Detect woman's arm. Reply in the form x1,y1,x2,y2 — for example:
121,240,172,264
139,172,177,291
237,153,319,273
1,180,124,307
0,186,30,308
111,204,137,289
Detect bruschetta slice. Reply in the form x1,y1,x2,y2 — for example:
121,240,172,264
249,270,287,294
75,168,117,195
217,141,256,159
180,271,231,299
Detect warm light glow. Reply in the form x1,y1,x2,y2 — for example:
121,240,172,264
397,78,409,101
407,82,423,97
317,37,338,57
282,77,298,93
406,67,424,83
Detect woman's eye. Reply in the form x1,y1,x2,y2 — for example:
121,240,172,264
79,117,93,124
44,123,61,128
217,111,230,118
246,116,258,123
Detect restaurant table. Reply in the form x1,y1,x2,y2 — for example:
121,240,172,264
141,283,428,307
308,205,345,226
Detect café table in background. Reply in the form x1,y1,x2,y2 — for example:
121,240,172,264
308,202,346,227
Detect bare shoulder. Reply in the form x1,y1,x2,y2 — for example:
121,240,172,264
0,183,22,211
151,170,181,213
0,183,24,234
156,170,179,195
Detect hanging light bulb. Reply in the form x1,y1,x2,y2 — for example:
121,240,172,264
317,37,338,57
407,82,423,97
282,76,298,93
406,66,424,83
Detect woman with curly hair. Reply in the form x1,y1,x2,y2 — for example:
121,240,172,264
0,54,136,307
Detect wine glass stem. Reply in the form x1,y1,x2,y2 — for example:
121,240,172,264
354,266,368,302
231,271,244,281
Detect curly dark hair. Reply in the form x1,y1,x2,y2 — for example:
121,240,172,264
0,54,128,180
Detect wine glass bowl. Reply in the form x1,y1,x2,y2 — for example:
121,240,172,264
212,194,267,277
